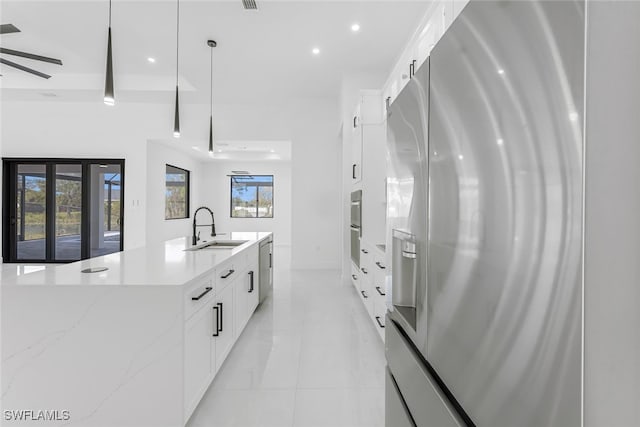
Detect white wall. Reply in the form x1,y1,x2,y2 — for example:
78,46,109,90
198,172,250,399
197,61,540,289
145,141,204,246
290,98,342,270
1,98,343,270
199,160,292,247
0,101,170,249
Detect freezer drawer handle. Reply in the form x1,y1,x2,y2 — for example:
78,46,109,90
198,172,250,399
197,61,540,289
191,286,213,301
352,274,358,281
269,253,272,268
212,305,220,337
361,290,368,299
220,269,235,279
248,271,254,293
361,248,369,254
401,250,416,259
375,316,385,328
375,286,386,296
352,164,356,179
375,261,386,269
361,268,368,275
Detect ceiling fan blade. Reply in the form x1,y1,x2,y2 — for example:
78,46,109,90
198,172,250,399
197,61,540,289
0,48,62,65
0,58,50,79
0,24,20,35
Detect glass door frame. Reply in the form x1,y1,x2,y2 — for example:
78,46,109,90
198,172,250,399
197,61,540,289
2,158,125,263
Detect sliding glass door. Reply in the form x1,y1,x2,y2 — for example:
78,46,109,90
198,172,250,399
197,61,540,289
3,159,125,263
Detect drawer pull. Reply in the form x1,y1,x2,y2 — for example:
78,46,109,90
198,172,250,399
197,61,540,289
192,286,213,301
248,271,254,293
212,305,220,337
220,269,235,279
375,316,385,328
375,286,386,296
375,261,386,269
361,290,368,299
361,249,369,254
352,274,358,281
361,268,368,274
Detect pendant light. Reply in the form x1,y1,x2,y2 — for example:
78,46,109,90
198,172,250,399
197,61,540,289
103,0,114,106
173,0,181,137
207,40,217,153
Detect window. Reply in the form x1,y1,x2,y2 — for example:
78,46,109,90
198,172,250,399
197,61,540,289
2,159,124,263
165,165,190,220
230,175,273,218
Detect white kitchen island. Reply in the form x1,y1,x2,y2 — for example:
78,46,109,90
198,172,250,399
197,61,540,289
1,232,272,427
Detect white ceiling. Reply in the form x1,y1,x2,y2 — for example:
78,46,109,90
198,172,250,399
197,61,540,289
0,0,430,104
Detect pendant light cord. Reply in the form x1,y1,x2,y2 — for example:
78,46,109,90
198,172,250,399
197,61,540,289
108,0,112,27
176,0,180,86
210,46,213,118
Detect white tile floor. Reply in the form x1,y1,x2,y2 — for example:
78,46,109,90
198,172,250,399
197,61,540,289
186,268,386,427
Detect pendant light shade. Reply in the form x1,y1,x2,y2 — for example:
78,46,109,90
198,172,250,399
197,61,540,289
208,116,213,153
207,40,216,153
104,0,114,106
173,0,180,138
173,86,180,137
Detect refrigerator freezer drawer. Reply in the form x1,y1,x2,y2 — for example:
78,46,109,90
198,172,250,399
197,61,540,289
386,318,463,427
386,368,416,427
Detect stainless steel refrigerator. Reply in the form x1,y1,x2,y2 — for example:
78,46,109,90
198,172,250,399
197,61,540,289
385,1,584,425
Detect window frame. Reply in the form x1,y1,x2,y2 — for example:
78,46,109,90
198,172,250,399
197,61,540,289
165,164,190,220
229,175,274,219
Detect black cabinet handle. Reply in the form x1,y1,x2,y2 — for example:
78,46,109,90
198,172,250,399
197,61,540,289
361,290,368,299
352,164,356,179
375,286,386,296
352,274,358,281
220,269,235,279
409,62,414,79
375,316,385,328
217,302,224,332
412,59,417,77
248,271,254,293
353,116,357,128
375,261,386,269
361,249,368,254
385,97,391,117
361,268,368,275
212,305,220,337
192,286,213,301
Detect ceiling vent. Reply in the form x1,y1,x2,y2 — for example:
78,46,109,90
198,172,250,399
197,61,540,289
242,0,257,10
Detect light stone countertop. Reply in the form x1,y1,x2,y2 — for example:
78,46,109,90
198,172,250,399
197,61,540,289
2,232,272,287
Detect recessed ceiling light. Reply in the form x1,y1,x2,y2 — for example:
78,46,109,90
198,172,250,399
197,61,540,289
497,68,505,75
458,155,464,160
147,57,156,63
351,23,360,32
270,149,275,153
569,112,579,122
312,47,320,55
192,146,201,151
497,138,504,145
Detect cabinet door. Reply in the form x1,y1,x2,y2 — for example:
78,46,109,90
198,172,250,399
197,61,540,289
234,274,249,338
351,107,363,184
213,283,234,373
184,304,213,415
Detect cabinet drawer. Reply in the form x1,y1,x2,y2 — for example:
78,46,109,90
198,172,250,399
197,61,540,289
184,274,215,321
215,259,237,292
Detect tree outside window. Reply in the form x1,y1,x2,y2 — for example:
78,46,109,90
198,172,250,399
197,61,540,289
230,175,273,218
166,165,190,220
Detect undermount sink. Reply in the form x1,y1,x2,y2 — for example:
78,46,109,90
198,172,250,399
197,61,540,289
185,240,248,251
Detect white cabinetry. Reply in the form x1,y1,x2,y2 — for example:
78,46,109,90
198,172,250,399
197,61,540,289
352,243,387,341
351,91,384,186
213,280,234,372
234,246,259,338
184,280,215,416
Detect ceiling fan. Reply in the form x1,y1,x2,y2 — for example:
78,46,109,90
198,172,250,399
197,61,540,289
0,23,63,79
